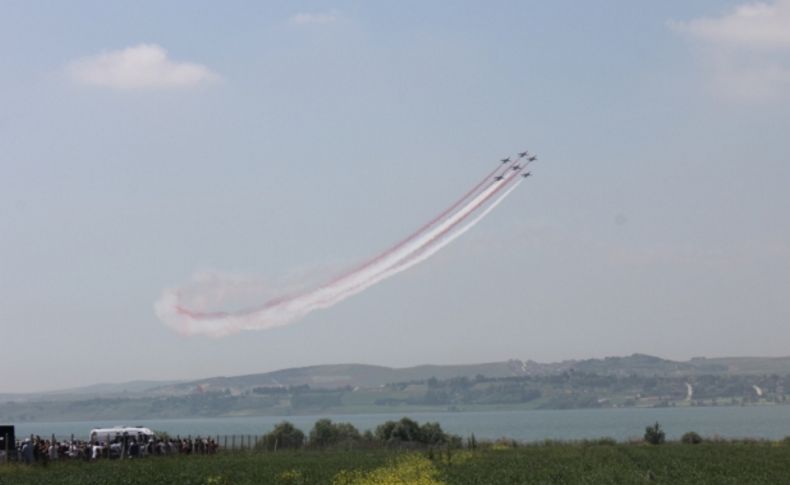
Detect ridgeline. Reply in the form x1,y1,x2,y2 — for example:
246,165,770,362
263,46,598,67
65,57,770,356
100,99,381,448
3,354,790,421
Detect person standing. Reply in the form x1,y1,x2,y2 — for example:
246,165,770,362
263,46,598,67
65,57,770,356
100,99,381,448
21,438,33,464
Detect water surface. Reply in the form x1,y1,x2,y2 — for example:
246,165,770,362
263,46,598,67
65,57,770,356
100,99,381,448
14,406,790,442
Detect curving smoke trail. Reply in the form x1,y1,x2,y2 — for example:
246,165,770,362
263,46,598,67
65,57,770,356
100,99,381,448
308,175,525,311
319,162,508,289
156,161,528,337
169,162,512,323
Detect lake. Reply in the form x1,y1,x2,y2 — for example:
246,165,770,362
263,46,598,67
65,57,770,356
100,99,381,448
13,405,790,442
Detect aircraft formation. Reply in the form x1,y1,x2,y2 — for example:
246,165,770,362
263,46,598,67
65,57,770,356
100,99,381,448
496,150,536,180
157,149,539,337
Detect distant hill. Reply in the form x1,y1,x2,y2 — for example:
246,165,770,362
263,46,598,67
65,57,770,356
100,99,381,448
150,360,529,395
560,354,704,376
0,380,184,403
149,354,790,397
5,354,790,421
5,354,790,403
689,356,790,375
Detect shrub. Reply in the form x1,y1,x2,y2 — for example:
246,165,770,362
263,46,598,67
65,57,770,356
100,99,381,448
644,422,666,445
308,419,361,448
374,418,450,446
258,421,304,451
419,422,448,445
375,418,421,443
681,431,703,444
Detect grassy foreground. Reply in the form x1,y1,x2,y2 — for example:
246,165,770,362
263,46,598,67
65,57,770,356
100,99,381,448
2,442,790,484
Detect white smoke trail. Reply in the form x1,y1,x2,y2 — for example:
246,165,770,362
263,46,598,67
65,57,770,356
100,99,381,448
225,172,524,333
156,169,524,337
320,179,524,306
353,179,523,288
319,162,506,289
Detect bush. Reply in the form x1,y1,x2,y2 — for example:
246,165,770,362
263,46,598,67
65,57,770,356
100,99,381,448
681,431,703,444
644,422,666,445
376,418,421,443
258,421,305,451
308,419,361,448
374,418,450,446
419,422,448,445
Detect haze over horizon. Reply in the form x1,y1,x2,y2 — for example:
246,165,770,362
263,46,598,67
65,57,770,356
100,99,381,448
8,351,790,397
2,1,789,393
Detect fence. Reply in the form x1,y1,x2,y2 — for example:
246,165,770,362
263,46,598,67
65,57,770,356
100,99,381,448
0,432,284,463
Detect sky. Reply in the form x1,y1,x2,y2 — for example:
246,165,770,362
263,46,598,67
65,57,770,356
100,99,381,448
1,1,790,393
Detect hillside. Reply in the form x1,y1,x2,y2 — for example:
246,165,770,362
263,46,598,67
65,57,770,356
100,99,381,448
152,361,530,396
4,354,790,405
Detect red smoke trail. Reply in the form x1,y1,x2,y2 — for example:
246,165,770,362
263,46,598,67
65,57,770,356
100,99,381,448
309,166,526,308
320,162,509,287
180,161,511,320
173,161,520,322
397,164,525,264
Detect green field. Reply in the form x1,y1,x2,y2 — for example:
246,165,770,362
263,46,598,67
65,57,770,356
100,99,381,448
3,442,790,484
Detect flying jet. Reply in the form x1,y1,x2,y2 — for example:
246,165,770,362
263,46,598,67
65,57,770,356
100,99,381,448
500,157,511,163
528,155,537,162
518,151,529,158
511,164,522,171
494,174,505,181
522,172,532,178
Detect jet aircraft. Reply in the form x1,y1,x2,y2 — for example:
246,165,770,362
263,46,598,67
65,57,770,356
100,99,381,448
500,157,511,163
518,151,529,158
522,172,532,178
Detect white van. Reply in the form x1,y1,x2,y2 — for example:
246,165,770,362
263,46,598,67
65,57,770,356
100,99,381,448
89,426,154,444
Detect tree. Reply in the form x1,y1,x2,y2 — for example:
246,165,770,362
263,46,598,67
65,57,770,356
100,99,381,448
681,431,703,444
259,421,304,451
375,417,424,443
308,419,360,448
334,422,362,443
467,433,477,450
375,420,397,442
644,422,665,445
309,419,337,448
374,418,451,446
419,422,447,445
390,417,422,442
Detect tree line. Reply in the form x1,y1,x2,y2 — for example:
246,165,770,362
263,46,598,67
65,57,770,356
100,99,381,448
255,417,461,451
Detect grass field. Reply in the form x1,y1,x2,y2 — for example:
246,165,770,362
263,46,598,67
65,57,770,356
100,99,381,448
2,442,790,484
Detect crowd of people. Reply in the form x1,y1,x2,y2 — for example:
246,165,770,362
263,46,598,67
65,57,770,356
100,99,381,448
5,434,220,464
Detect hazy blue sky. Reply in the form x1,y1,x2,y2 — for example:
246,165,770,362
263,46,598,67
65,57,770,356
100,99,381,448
2,1,789,392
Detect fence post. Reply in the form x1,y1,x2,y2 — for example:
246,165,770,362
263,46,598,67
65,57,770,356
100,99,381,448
231,435,235,451
223,435,227,451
